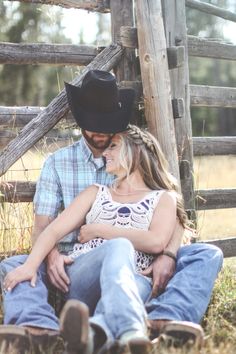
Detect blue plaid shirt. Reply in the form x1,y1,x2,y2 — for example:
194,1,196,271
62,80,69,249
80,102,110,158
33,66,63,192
34,137,114,246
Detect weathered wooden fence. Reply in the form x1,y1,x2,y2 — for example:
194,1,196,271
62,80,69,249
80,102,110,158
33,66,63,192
0,0,236,257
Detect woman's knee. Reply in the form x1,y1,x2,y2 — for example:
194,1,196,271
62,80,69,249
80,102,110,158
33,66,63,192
108,238,134,253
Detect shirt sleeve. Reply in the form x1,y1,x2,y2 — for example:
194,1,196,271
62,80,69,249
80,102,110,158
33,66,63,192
33,155,63,218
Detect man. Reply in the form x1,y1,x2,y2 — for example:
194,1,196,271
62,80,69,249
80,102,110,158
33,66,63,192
0,70,223,353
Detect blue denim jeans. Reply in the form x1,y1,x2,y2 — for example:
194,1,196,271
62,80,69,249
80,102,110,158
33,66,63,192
0,241,223,333
0,239,150,339
146,243,223,323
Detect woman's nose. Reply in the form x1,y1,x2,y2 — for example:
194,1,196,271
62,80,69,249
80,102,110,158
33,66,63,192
103,149,108,157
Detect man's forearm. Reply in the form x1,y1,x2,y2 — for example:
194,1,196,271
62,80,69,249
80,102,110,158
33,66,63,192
31,214,54,245
164,219,184,255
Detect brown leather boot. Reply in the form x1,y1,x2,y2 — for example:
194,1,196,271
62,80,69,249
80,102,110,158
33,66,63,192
152,320,205,349
60,299,93,354
0,325,30,354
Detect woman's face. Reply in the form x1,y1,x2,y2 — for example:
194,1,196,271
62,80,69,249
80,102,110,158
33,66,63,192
103,135,123,175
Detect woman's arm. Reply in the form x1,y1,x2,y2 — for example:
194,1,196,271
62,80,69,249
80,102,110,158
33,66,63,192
4,185,98,290
80,191,177,254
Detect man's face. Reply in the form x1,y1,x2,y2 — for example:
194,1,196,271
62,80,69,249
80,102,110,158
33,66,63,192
82,129,114,151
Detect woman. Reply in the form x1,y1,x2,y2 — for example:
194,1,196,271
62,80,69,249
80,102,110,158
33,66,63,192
3,125,189,353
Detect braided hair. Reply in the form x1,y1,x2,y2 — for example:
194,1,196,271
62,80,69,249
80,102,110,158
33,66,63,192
117,124,189,228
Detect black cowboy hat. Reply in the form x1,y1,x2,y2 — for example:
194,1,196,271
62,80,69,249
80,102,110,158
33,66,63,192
65,70,135,134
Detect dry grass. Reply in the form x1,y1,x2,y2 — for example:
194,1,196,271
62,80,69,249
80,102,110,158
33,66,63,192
194,155,236,240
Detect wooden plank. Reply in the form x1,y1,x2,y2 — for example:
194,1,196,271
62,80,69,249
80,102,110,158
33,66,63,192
193,137,236,156
185,0,236,23
190,85,236,108
195,188,236,210
0,237,234,258
0,44,124,177
110,0,137,82
0,42,98,66
2,181,236,212
7,0,110,12
0,181,36,203
0,106,74,128
119,28,236,62
136,0,180,180
188,35,236,61
161,0,195,211
202,237,236,258
0,129,78,149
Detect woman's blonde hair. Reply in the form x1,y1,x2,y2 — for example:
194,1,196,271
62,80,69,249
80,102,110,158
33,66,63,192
115,124,189,228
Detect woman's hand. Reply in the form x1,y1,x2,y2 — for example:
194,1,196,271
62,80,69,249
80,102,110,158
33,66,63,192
79,224,111,243
79,224,101,243
3,264,37,292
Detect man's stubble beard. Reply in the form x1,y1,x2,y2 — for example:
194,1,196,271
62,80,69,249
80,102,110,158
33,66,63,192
82,129,113,151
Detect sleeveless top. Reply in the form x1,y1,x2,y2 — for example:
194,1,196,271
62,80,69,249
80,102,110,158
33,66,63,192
70,184,166,272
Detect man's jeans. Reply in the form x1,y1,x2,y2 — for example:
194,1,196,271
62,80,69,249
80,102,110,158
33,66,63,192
0,239,150,339
0,241,223,332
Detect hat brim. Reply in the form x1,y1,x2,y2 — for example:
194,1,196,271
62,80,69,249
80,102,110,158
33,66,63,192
66,85,135,134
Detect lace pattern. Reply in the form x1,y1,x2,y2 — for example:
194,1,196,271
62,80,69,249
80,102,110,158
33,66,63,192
70,185,165,272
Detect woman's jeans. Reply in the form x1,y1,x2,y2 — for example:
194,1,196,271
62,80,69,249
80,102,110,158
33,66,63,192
0,241,223,333
0,239,150,339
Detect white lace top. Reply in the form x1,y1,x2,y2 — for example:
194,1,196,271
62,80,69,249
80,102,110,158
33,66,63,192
70,184,166,272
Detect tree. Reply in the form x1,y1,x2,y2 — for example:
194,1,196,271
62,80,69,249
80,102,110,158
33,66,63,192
0,3,75,106
186,0,236,136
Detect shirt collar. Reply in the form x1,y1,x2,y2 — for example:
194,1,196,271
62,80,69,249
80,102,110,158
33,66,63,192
80,136,106,169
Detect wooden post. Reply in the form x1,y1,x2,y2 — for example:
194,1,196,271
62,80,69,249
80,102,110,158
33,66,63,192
110,0,137,81
135,0,180,180
161,0,195,213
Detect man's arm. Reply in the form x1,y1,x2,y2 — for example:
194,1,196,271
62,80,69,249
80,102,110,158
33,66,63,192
142,219,184,297
32,215,72,293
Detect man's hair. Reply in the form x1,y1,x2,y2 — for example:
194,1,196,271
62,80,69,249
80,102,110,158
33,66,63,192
113,124,188,228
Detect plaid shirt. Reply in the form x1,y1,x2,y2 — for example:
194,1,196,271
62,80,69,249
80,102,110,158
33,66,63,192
34,136,114,246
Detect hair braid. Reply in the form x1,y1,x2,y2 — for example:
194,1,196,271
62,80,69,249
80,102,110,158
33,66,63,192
127,125,156,154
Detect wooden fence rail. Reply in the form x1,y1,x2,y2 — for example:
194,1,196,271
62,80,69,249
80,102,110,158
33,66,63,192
185,0,236,23
0,43,99,66
203,237,236,258
188,35,236,61
1,181,236,211
0,106,74,128
190,85,236,108
120,27,236,62
196,189,236,210
193,137,236,156
7,0,110,12
1,36,236,68
8,0,236,23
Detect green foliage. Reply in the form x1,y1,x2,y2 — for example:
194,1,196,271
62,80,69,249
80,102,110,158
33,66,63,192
186,0,236,137
0,3,76,106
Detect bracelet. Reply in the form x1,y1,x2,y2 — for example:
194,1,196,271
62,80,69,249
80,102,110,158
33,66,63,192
161,250,177,262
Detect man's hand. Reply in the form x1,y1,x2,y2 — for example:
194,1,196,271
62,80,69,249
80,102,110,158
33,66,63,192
142,255,176,298
46,247,73,293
